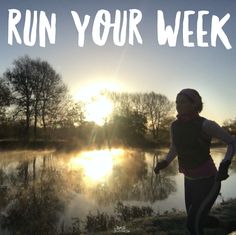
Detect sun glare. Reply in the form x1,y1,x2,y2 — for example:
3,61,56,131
74,81,120,102
86,96,113,126
69,149,124,182
74,81,120,125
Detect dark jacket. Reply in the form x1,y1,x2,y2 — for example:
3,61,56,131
172,116,212,169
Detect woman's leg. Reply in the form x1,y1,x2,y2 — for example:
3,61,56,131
184,177,193,214
184,176,221,235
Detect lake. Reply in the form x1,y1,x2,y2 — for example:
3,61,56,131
0,147,235,234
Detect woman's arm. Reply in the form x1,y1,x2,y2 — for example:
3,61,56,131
203,119,236,162
166,141,178,163
154,125,177,174
203,119,236,180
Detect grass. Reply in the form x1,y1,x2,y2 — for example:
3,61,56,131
92,199,236,235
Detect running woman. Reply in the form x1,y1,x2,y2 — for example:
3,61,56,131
154,88,236,235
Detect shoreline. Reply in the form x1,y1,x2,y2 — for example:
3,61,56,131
0,139,228,153
94,198,236,235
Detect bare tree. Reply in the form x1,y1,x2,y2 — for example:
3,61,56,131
5,56,35,137
0,78,12,122
223,118,236,136
115,92,174,139
39,67,67,130
4,55,73,139
106,91,174,143
107,91,132,115
46,95,85,129
143,92,174,140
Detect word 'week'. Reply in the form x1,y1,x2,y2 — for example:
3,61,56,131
8,9,232,49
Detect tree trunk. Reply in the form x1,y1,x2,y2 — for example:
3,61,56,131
24,161,29,188
33,157,36,181
26,104,30,140
42,100,47,131
34,102,38,139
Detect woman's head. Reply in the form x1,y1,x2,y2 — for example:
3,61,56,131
176,89,203,115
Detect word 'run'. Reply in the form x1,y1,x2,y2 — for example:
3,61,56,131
8,9,232,49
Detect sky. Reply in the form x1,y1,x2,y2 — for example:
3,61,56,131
0,0,236,124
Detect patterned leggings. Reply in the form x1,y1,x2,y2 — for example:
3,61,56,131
184,176,221,235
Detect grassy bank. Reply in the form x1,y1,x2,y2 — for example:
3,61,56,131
94,199,236,235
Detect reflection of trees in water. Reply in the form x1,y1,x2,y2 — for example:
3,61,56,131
86,151,148,205
115,153,177,203
62,168,85,194
0,168,8,209
0,155,68,235
147,174,176,202
0,149,179,233
112,151,148,190
230,159,236,174
90,151,178,205
148,152,178,202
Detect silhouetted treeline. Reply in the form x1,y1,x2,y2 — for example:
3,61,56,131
223,118,236,136
0,56,83,142
106,91,175,146
0,55,176,148
1,55,234,149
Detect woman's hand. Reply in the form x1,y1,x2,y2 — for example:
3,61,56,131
154,160,169,174
216,160,231,181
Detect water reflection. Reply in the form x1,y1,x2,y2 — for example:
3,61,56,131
0,149,178,233
0,154,67,235
68,149,124,182
0,148,233,234
230,158,236,173
55,149,178,205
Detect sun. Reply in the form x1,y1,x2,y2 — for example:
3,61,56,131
74,81,120,125
86,95,113,126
